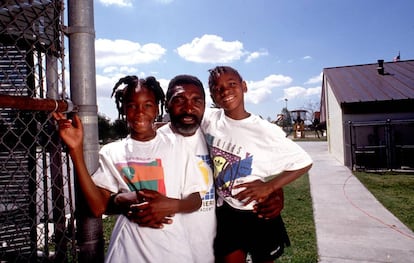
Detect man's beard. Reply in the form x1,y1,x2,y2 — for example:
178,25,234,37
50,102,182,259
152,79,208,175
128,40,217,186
170,114,201,136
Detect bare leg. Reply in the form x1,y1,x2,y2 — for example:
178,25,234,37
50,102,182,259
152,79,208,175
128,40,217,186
217,249,246,263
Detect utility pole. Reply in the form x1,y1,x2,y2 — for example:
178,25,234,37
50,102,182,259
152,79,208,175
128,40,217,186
67,0,103,262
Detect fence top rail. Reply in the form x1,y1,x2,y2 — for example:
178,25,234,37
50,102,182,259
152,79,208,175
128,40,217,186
347,119,414,126
0,93,75,113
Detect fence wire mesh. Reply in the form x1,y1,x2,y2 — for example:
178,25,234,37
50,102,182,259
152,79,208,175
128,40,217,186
345,120,414,172
0,1,77,262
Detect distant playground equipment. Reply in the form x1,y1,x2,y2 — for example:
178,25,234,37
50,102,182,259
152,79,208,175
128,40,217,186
290,110,307,138
309,111,326,138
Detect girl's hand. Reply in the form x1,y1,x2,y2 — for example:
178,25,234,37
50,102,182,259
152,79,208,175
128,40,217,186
52,112,83,150
233,180,275,206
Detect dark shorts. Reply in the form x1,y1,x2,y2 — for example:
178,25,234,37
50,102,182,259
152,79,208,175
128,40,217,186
214,202,290,262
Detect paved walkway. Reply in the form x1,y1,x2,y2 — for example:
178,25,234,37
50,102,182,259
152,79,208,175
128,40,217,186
297,141,414,263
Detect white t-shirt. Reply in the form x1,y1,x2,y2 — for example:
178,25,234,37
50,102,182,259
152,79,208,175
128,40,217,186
201,108,313,210
159,125,216,263
92,132,206,263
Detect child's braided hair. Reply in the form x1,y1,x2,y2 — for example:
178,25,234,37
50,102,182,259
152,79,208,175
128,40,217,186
111,75,165,121
207,66,243,90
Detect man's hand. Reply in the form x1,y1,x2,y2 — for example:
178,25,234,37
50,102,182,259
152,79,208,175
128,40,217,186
254,188,284,219
127,189,175,228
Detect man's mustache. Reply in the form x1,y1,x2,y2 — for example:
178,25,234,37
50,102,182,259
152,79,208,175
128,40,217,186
178,114,200,121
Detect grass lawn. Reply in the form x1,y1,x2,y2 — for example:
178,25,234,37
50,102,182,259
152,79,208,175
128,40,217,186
353,172,414,231
277,174,318,263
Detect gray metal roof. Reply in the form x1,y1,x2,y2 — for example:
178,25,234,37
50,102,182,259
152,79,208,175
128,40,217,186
323,60,414,104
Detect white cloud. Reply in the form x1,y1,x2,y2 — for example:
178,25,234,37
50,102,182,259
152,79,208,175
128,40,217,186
245,88,272,104
98,0,133,7
302,55,312,60
102,66,138,75
176,34,246,63
96,73,168,99
283,86,306,100
245,50,269,63
245,74,293,104
95,38,166,68
282,85,321,100
306,86,322,96
96,74,123,98
305,72,322,85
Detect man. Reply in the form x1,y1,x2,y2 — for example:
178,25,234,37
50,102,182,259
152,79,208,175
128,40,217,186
159,75,216,262
111,74,285,262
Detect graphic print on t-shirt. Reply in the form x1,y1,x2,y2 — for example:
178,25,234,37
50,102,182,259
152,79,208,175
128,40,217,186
197,154,215,211
210,146,253,198
116,159,166,194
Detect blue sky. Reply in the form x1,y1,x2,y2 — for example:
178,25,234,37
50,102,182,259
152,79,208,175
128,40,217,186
91,0,414,122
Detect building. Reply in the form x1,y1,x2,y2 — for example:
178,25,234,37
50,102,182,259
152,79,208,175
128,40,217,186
321,59,414,171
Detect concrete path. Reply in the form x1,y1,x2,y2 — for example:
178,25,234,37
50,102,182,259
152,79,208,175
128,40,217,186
297,141,414,263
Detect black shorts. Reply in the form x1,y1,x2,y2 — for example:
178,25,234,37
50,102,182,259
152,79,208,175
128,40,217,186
214,202,290,262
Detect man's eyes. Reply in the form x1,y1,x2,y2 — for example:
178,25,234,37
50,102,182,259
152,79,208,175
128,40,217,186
172,98,204,105
171,97,185,104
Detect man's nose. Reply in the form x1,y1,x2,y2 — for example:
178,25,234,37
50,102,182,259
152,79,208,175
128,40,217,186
182,101,195,113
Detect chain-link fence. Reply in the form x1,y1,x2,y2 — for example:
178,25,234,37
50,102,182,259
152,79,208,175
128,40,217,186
0,1,77,262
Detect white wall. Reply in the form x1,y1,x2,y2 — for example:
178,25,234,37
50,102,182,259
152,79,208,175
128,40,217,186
324,79,345,165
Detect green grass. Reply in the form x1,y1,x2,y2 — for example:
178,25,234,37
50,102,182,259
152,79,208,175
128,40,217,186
353,172,414,231
103,215,117,252
277,174,318,263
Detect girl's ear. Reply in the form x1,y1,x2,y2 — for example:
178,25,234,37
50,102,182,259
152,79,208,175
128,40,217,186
242,80,248,93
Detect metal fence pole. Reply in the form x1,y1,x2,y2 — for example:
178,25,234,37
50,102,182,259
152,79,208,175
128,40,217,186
67,0,104,262
46,53,69,262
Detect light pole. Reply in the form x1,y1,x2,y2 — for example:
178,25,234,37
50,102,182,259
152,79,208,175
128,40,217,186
284,98,288,109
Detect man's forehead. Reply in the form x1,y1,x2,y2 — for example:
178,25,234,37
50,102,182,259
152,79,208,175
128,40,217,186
171,84,203,95
172,85,185,94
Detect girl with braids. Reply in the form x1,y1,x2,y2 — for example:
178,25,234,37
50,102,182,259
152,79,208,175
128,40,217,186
53,75,206,262
201,66,313,263
111,76,165,121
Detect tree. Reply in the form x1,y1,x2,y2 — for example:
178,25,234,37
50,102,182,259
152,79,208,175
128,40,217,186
98,114,112,144
111,119,128,140
274,107,293,136
281,107,292,128
97,114,128,144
